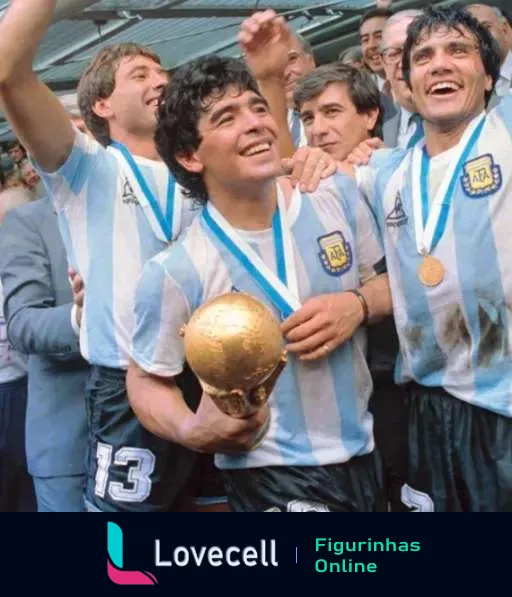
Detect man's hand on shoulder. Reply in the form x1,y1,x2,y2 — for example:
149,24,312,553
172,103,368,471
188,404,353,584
281,146,337,193
346,137,386,167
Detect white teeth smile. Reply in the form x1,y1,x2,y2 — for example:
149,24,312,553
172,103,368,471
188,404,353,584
430,82,459,93
243,142,270,156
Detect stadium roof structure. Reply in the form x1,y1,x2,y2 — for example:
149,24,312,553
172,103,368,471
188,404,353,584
0,0,508,140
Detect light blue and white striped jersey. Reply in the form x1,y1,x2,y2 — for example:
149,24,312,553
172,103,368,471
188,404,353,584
288,108,308,148
367,95,512,418
35,130,198,369
132,174,385,469
356,147,401,211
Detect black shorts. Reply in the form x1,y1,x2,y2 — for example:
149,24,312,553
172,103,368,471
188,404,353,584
0,376,36,512
186,453,228,508
366,316,408,511
222,451,386,512
402,383,512,512
369,381,408,512
84,365,199,512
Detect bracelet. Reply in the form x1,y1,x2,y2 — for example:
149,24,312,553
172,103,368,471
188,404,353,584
347,289,369,325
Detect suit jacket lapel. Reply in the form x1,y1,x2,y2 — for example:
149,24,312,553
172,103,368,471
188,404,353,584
382,95,400,147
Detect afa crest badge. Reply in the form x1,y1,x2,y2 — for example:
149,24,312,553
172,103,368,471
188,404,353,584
318,231,352,276
461,154,502,198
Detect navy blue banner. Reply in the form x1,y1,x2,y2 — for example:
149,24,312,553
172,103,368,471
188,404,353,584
3,515,507,593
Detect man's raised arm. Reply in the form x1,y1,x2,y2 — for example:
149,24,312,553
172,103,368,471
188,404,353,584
0,0,75,172
239,10,295,158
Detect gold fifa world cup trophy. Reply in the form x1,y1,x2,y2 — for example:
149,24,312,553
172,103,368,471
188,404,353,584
181,293,287,437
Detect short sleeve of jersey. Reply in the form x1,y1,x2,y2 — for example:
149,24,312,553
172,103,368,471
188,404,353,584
32,128,105,211
131,258,191,377
355,148,398,210
491,92,512,134
330,173,385,283
353,189,386,283
356,147,409,237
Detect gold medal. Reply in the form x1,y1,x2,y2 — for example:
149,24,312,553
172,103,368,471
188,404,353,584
418,255,445,287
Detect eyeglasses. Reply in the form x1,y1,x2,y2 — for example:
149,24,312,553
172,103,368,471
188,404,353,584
380,46,403,65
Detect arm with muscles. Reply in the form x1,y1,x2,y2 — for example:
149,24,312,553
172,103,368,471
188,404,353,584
0,0,74,172
127,260,268,453
0,208,81,361
127,363,268,454
282,178,392,360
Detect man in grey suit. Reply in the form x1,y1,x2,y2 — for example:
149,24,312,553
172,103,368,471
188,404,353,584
345,10,423,157
380,10,423,149
380,93,401,148
0,187,35,512
0,195,89,512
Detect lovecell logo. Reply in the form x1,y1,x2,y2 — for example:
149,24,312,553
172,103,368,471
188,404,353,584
107,522,158,585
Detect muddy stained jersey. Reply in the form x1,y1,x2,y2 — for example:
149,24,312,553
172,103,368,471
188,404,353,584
362,95,512,418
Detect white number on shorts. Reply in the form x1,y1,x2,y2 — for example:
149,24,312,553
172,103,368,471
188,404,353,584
94,442,113,498
400,484,434,512
286,499,330,512
94,443,155,503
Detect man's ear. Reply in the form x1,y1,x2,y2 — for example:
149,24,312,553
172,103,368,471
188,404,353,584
485,72,493,95
176,151,204,174
365,107,380,134
92,97,113,120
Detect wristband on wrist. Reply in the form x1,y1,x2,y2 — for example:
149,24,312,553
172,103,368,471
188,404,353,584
347,289,369,325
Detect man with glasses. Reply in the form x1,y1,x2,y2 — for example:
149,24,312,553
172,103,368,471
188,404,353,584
380,10,423,149
346,10,423,165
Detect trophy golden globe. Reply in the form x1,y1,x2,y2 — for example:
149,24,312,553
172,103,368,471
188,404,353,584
181,292,287,446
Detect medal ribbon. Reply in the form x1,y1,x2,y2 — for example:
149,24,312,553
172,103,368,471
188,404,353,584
109,142,181,243
411,113,485,256
289,110,303,148
202,185,301,318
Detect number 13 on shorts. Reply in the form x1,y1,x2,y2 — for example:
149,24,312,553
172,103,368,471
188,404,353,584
95,442,155,503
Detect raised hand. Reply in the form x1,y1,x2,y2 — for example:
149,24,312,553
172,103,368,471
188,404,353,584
238,9,291,82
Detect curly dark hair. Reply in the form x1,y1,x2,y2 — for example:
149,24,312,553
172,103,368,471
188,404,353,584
402,5,501,106
155,55,262,205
